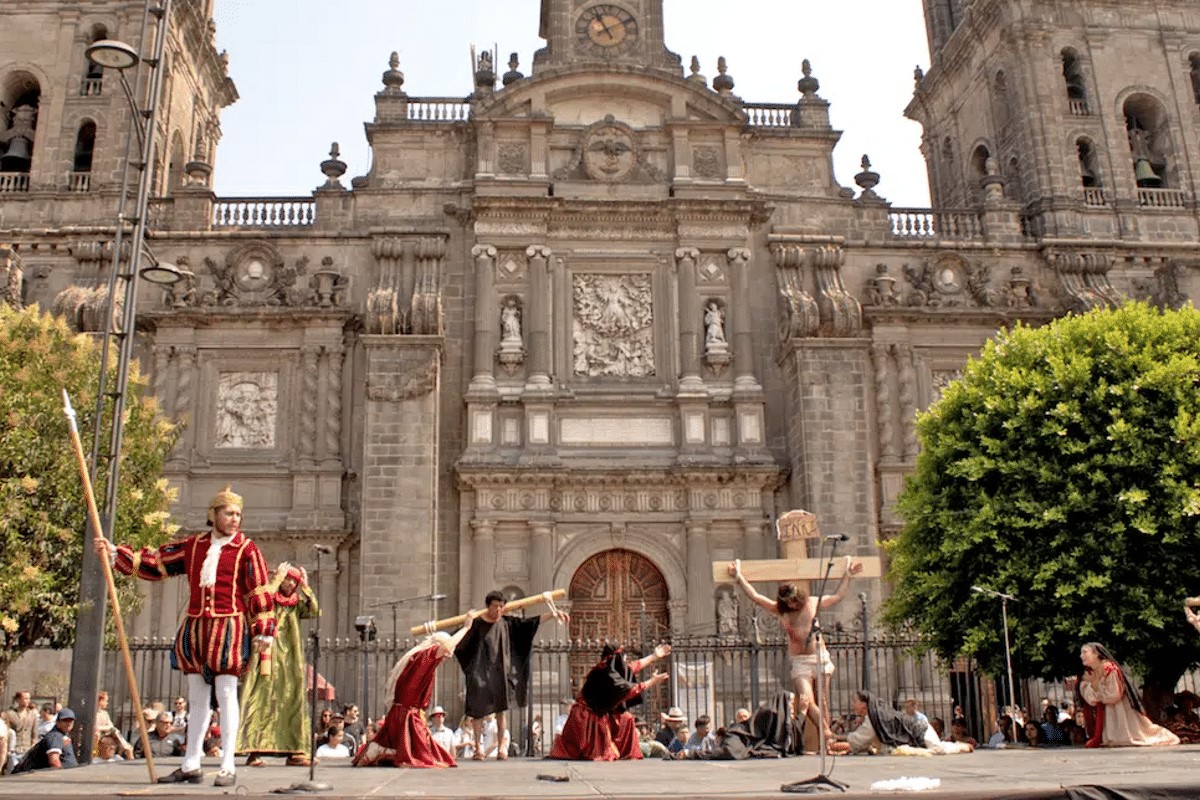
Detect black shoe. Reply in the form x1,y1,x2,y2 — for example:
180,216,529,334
158,767,203,784
213,770,236,787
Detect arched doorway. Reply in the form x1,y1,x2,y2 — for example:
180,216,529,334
568,548,670,644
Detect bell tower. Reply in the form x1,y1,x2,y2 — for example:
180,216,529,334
532,0,681,74
906,0,1200,241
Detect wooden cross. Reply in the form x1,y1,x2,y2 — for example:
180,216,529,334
711,509,883,584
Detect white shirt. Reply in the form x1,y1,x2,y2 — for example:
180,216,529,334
429,723,455,753
454,727,475,759
315,742,350,758
553,712,569,736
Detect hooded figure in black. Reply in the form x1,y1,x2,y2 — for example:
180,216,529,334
852,691,931,751
688,691,803,760
549,643,671,761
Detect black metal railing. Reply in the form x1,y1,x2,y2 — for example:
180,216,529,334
57,631,995,751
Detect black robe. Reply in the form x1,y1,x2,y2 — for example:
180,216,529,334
862,691,930,748
580,650,642,715
455,614,541,718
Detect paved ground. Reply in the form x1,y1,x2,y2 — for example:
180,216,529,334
2,747,1200,799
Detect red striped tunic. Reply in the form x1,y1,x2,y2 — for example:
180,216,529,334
116,530,276,677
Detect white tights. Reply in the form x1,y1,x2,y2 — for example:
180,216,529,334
181,673,239,775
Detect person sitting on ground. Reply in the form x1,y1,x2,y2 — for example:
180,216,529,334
842,692,973,756
33,703,56,741
929,716,946,740
11,708,78,773
949,719,978,748
636,720,669,759
95,731,126,763
428,706,456,754
987,714,1015,748
134,711,185,759
681,715,716,756
453,715,475,760
315,727,351,759
1039,704,1067,746
655,706,687,747
668,725,689,756
204,723,223,758
902,698,929,726
734,708,751,725
1024,721,1043,747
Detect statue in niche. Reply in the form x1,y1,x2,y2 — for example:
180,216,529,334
704,301,727,348
500,299,522,344
716,589,739,637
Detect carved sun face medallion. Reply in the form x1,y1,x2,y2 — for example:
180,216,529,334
576,4,638,52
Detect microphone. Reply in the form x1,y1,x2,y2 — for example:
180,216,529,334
312,544,334,555
825,534,849,541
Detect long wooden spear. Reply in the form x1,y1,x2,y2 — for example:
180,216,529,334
62,389,157,783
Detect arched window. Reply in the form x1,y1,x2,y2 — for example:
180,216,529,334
71,121,97,192
970,144,992,202
1006,156,1026,206
1189,53,1200,106
0,72,42,182
1076,138,1100,188
166,130,185,193
1061,48,1090,115
1123,94,1171,188
82,25,107,96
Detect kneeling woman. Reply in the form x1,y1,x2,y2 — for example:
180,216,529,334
549,643,671,761
354,609,479,768
1078,642,1179,748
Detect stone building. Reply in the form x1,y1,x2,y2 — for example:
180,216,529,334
1,0,1198,652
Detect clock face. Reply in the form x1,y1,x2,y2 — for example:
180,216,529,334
576,4,639,52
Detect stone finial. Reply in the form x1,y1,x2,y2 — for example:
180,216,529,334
914,64,925,84
502,52,523,86
382,51,405,90
712,56,734,95
475,49,496,95
687,55,707,86
320,142,347,188
797,59,820,97
855,154,882,199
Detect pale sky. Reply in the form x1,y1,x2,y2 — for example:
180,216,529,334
211,0,933,207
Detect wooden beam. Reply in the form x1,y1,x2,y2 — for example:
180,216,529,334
712,556,884,584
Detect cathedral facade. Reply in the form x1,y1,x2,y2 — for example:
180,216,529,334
1,0,1199,644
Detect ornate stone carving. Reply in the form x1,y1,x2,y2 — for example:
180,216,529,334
1048,251,1121,313
716,587,739,637
554,115,664,183
571,273,655,378
1006,265,1036,309
809,245,863,335
410,237,446,336
165,256,199,309
0,246,24,309
692,146,722,179
324,343,344,460
871,342,898,460
215,371,278,449
203,242,310,307
366,349,439,402
697,254,727,284
1131,259,1186,311
864,263,901,307
309,256,347,308
498,296,525,375
496,142,527,175
299,346,319,461
895,344,918,460
771,243,820,342
930,368,963,405
703,299,730,373
903,254,997,308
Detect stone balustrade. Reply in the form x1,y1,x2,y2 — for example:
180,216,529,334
212,197,316,227
0,173,29,193
69,172,91,193
742,102,796,127
888,207,984,241
1138,187,1188,208
406,97,472,122
1083,187,1107,206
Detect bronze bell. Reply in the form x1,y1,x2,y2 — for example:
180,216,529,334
1134,158,1161,187
0,135,32,171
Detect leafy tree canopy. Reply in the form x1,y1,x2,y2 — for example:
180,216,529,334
0,304,178,685
884,303,1200,693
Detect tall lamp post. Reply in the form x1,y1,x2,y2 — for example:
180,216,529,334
972,585,1019,718
67,0,182,761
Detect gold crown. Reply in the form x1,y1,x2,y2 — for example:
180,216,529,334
206,484,244,524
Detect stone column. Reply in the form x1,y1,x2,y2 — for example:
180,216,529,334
529,521,554,592
676,248,703,393
469,245,498,392
530,121,550,181
685,521,711,632
524,245,553,391
472,519,497,600
170,344,196,467
298,345,320,465
727,248,759,391
323,339,344,464
895,343,919,461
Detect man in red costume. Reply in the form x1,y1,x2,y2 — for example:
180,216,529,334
101,485,275,787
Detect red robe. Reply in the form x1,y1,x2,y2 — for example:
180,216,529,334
356,646,455,768
115,530,275,677
549,655,650,761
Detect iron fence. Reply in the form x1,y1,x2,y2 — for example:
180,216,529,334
72,630,997,751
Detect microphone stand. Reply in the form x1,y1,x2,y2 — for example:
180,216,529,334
782,536,848,794
368,593,447,643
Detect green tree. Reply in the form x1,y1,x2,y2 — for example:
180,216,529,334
0,304,178,696
884,302,1200,711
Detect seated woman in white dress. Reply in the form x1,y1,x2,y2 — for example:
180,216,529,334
843,692,973,755
1077,642,1178,748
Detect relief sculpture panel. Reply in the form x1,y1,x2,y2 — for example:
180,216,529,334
215,371,278,449
571,273,655,378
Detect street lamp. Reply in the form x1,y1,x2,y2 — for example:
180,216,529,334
67,0,178,762
972,585,1019,719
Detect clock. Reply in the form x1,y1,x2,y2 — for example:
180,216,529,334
575,4,639,52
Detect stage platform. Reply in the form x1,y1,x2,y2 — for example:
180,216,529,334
3,745,1200,799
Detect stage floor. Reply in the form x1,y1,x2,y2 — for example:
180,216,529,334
3,746,1200,799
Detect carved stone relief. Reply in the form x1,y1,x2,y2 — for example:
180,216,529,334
215,371,278,449
571,273,655,378
553,115,664,183
202,242,313,307
496,142,527,175
692,146,722,179
930,368,963,405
